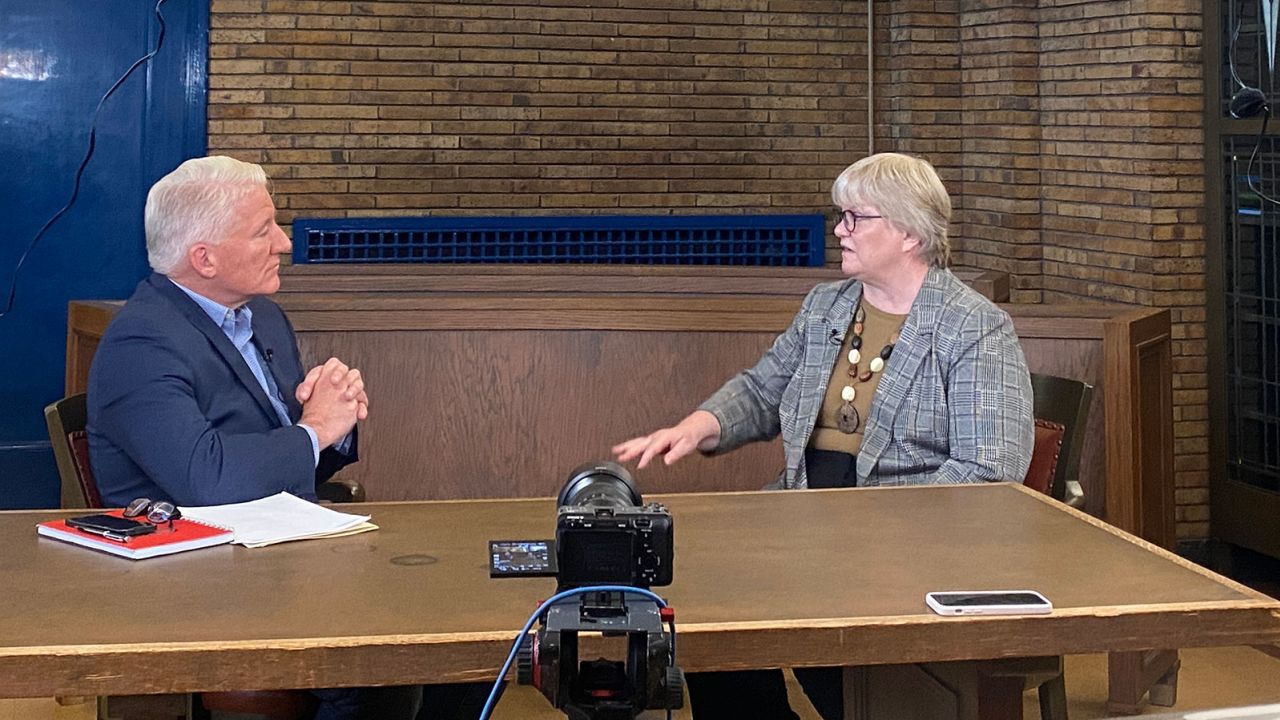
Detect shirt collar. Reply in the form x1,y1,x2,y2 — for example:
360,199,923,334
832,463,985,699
168,278,253,338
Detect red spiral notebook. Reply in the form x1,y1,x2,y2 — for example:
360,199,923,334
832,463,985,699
37,510,234,560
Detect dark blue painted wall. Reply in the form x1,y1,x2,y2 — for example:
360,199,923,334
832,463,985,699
0,0,207,508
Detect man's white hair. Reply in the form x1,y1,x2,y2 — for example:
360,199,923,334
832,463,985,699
144,156,269,274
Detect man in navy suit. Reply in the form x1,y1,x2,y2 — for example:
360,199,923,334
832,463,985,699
86,156,426,720
89,156,365,508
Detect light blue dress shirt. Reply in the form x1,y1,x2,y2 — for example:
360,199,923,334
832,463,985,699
169,280,332,465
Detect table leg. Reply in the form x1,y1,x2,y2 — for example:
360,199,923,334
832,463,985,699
1037,673,1068,720
843,657,1057,720
1106,649,1179,715
843,663,960,719
98,694,189,720
1148,659,1181,707
976,674,1025,720
1251,643,1280,661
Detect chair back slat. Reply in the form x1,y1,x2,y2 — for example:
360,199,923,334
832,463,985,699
44,393,100,509
1028,373,1094,503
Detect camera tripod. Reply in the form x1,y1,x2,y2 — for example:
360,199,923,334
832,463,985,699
517,591,684,720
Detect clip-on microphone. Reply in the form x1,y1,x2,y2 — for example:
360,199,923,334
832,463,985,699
1231,86,1269,120
1230,85,1279,207
1227,8,1279,206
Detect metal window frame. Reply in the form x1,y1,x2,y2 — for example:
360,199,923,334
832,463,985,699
1206,0,1280,557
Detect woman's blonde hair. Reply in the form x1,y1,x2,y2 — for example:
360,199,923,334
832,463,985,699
831,152,952,268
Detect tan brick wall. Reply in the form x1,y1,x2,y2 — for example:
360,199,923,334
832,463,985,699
877,0,964,220
957,0,1044,301
209,0,870,232
1037,0,1208,540
208,0,1209,539
875,0,1208,540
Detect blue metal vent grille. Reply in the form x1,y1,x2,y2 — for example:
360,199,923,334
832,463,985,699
291,215,825,266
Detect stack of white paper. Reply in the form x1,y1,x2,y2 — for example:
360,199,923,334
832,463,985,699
180,491,376,548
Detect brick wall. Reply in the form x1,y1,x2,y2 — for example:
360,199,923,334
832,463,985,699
207,0,1209,540
877,0,965,248
1036,0,1208,541
957,1,1044,300
209,0,869,231
876,0,1207,540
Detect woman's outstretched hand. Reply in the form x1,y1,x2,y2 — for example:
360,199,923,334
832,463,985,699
611,410,722,469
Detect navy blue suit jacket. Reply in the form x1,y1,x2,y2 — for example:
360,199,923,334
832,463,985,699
88,274,357,507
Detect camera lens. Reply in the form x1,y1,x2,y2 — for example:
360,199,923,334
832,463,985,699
557,461,642,509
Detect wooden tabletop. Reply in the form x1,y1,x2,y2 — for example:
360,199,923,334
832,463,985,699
1,483,1277,698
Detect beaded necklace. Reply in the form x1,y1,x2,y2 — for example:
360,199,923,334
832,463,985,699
836,299,904,434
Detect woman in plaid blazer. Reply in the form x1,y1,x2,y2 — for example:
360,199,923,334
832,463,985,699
613,153,1034,720
614,152,1033,491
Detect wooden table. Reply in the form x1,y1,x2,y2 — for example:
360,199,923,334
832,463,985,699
1,484,1275,712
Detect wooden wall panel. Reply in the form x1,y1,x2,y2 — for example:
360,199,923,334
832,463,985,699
298,329,784,499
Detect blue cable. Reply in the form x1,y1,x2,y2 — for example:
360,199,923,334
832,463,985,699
477,584,671,720
0,0,169,319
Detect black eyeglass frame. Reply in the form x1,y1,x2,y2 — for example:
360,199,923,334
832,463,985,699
839,210,883,233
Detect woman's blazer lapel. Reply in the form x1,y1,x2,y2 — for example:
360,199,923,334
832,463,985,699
786,279,861,485
856,267,947,481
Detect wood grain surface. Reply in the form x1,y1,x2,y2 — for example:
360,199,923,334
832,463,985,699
298,328,785,499
2,484,1276,698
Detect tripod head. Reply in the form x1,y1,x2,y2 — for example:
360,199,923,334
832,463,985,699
517,590,684,720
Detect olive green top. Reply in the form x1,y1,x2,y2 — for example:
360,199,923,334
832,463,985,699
811,300,907,455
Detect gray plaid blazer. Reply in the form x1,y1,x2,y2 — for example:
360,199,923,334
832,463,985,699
699,267,1033,489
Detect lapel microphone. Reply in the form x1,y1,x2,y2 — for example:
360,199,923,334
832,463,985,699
829,329,844,345
1226,15,1279,205
264,348,273,362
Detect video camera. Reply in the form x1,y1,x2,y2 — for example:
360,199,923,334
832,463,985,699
489,461,683,720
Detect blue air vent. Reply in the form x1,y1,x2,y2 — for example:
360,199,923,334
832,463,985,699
291,214,825,266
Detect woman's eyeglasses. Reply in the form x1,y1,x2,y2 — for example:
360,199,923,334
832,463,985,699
840,210,883,232
123,498,182,528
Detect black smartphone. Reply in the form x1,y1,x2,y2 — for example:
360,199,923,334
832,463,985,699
66,514,156,541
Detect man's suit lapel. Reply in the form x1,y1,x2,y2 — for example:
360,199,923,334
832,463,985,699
857,267,946,479
148,274,286,427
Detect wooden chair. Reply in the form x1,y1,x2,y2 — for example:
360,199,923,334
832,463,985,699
1029,372,1093,505
44,393,99,510
44,393,363,720
1019,373,1094,720
1025,418,1066,497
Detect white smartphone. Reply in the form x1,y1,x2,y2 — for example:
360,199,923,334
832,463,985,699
925,590,1053,616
